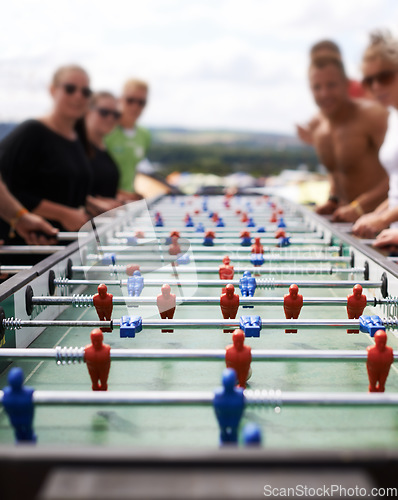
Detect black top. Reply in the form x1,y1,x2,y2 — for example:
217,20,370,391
90,145,119,198
0,119,92,239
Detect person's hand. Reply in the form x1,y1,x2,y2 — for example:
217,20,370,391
85,195,122,216
117,190,144,202
352,213,389,238
331,204,360,223
373,229,398,249
316,200,338,215
296,124,314,145
15,213,58,245
59,207,89,232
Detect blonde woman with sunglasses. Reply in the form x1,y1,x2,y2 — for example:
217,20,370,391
0,65,93,244
354,32,398,239
105,79,150,201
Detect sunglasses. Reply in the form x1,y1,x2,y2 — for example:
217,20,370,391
362,70,398,89
60,83,92,98
125,96,147,107
95,107,121,119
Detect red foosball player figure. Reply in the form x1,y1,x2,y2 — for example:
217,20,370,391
270,211,278,223
84,328,111,391
220,284,240,333
283,284,303,334
169,235,181,255
251,237,264,255
347,284,367,334
366,330,394,392
219,256,234,280
93,284,113,333
241,212,248,223
169,230,180,239
225,329,252,388
157,284,176,333
275,229,286,239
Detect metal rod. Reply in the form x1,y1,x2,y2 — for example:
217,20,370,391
54,278,380,288
85,254,349,263
0,245,66,254
0,390,396,407
0,347,394,362
0,265,31,275
65,265,362,276
31,295,380,307
98,240,332,253
1,317,374,330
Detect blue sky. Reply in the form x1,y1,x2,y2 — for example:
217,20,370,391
0,0,397,133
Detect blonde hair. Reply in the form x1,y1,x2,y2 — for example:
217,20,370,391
51,64,89,85
122,78,149,95
362,30,398,66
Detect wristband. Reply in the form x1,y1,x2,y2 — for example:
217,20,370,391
350,200,364,217
9,207,29,238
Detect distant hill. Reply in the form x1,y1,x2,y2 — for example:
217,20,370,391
150,127,305,149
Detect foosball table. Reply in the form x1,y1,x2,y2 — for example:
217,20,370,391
0,193,398,499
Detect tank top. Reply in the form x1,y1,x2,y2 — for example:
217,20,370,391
379,107,398,228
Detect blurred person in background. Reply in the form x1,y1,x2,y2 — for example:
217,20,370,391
353,31,398,239
297,39,367,145
105,78,150,201
84,91,122,215
305,55,388,222
0,64,93,244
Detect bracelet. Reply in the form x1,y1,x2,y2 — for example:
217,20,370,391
9,207,29,238
350,200,364,217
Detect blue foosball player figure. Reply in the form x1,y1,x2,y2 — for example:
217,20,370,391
102,253,116,265
247,217,256,228
250,253,264,266
239,315,262,337
359,315,385,337
213,368,245,446
243,423,262,446
120,316,143,338
240,230,252,247
216,217,225,227
277,217,286,228
2,367,36,443
203,230,215,246
185,216,194,227
277,236,290,247
127,270,144,297
196,222,205,233
239,271,257,298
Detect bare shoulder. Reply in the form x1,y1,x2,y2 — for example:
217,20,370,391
354,99,388,145
355,99,388,122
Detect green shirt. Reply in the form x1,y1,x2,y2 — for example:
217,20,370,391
105,125,151,192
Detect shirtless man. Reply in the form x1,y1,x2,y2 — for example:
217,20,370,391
308,56,388,222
